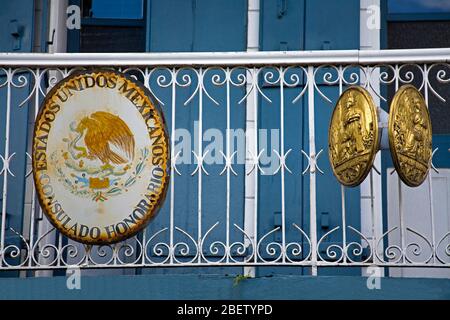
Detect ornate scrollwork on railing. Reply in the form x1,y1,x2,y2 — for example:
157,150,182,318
436,231,450,264
285,223,312,263
144,228,170,264
0,60,449,271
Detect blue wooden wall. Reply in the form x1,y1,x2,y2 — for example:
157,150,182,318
2,273,450,299
258,0,361,276
0,0,365,278
0,0,36,274
143,0,248,275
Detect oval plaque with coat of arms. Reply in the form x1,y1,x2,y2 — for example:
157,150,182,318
32,70,169,244
328,86,379,187
389,85,432,187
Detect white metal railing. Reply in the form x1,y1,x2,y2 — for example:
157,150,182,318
0,48,449,273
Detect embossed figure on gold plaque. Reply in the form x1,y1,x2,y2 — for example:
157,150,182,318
389,85,432,187
328,86,379,187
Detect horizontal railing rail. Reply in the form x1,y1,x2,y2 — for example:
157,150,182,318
0,48,450,66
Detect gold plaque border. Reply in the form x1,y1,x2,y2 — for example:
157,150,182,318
328,86,379,187
32,69,170,245
388,84,432,187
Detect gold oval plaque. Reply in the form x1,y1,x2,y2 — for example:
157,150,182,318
389,85,432,187
328,86,379,187
32,70,169,244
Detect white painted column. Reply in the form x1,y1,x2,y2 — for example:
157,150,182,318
244,0,260,278
360,0,384,276
47,0,68,54
35,0,68,277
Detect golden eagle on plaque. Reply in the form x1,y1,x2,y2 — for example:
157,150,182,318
54,110,146,202
75,111,135,166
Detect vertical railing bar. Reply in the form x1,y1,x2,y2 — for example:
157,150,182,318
57,231,62,266
307,66,317,275
398,177,405,264
0,68,12,267
367,65,378,266
244,66,257,276
426,173,436,264
369,170,376,263
423,64,437,264
244,0,259,276
140,230,146,264
225,68,231,263
338,66,347,263
341,186,347,263
394,64,406,264
169,67,176,264
253,67,259,264
36,69,60,273
279,67,286,262
28,68,40,267
141,67,152,265
56,70,63,268
197,68,203,263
